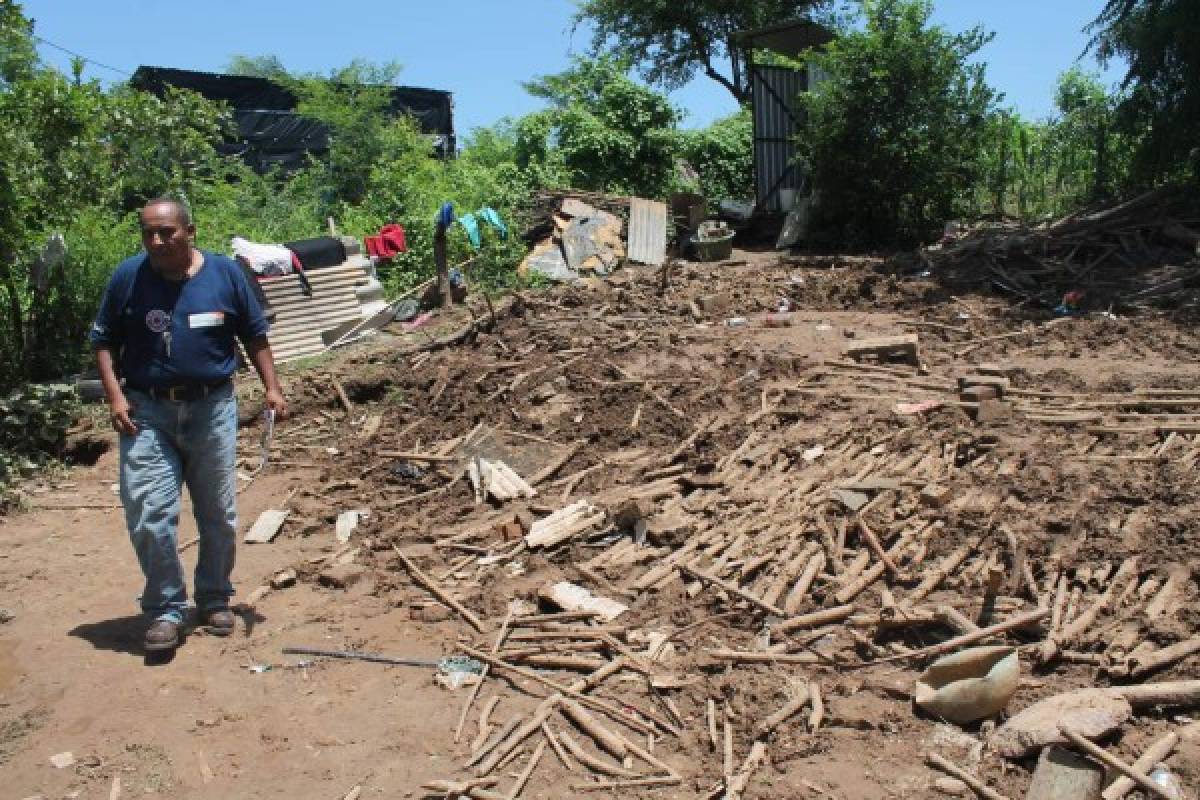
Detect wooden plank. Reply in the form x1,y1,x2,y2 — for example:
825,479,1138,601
845,334,919,358
244,509,290,543
627,197,667,267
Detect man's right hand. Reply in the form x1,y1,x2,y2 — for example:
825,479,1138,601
110,398,138,435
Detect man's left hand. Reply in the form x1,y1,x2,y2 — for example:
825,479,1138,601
265,388,288,419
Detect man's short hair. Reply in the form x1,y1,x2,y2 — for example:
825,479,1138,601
142,196,193,227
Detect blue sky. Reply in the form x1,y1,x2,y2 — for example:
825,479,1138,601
22,1,1122,135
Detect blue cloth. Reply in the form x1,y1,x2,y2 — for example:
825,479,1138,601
436,201,455,232
479,207,508,240
458,213,482,249
91,252,269,389
120,382,239,623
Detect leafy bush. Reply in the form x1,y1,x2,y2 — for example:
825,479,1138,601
680,109,754,201
0,382,79,506
0,6,233,390
796,0,998,246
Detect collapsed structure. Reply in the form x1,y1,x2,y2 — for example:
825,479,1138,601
228,194,1200,797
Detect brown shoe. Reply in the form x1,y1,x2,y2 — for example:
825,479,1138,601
202,608,235,637
144,619,181,651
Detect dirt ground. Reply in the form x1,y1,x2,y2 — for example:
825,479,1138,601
2,246,1199,800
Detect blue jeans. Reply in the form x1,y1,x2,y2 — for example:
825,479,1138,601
119,383,238,624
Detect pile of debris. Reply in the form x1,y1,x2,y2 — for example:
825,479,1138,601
907,186,1200,314
240,250,1200,799
519,196,627,283
519,190,669,283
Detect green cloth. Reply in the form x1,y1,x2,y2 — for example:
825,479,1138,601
456,206,508,250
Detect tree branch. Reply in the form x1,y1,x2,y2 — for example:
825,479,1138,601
703,59,747,104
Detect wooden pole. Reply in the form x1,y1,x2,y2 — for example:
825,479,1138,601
459,645,657,736
434,225,452,308
862,608,1049,666
392,546,486,633
677,563,785,617
1101,731,1179,800
1057,726,1173,800
925,752,1011,800
455,609,514,741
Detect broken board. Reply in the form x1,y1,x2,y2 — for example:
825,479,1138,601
844,333,920,366
244,509,290,543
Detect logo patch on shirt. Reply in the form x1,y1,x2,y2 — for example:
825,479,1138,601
145,309,170,333
188,311,225,329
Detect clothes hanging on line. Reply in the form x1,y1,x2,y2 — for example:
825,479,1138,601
364,224,408,260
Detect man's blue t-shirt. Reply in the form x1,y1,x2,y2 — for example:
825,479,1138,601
90,251,270,389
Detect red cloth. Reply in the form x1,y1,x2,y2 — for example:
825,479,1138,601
365,223,407,259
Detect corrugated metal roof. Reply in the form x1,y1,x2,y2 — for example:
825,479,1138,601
260,262,368,362
627,197,667,267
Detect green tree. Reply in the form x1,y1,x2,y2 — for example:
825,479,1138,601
0,0,36,86
796,0,998,246
680,109,754,201
1047,68,1129,206
575,0,827,102
517,56,681,198
291,60,407,208
975,70,1133,220
1089,0,1200,183
225,54,291,81
0,3,231,386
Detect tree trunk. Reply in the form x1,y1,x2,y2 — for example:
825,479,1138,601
433,229,452,309
0,249,25,382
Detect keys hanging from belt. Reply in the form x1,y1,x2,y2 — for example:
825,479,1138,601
163,330,172,359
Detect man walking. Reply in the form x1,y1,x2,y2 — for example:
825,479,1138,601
91,197,287,652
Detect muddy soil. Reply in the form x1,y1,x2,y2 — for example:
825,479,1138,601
2,247,1199,799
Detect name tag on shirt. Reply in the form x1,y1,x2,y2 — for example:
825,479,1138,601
189,312,225,329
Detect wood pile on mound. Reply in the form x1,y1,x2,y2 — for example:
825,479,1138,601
248,257,1200,798
909,186,1200,313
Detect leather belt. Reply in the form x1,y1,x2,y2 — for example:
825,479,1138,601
138,379,230,402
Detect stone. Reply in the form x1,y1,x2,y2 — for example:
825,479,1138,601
921,484,953,509
844,333,920,366
1025,745,1103,800
270,568,297,589
318,563,368,590
989,689,1132,759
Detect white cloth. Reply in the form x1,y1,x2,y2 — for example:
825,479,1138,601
230,236,293,276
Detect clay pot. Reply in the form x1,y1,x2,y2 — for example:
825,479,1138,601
914,645,1020,724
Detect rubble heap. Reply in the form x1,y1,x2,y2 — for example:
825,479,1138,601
243,250,1200,799
907,186,1200,314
